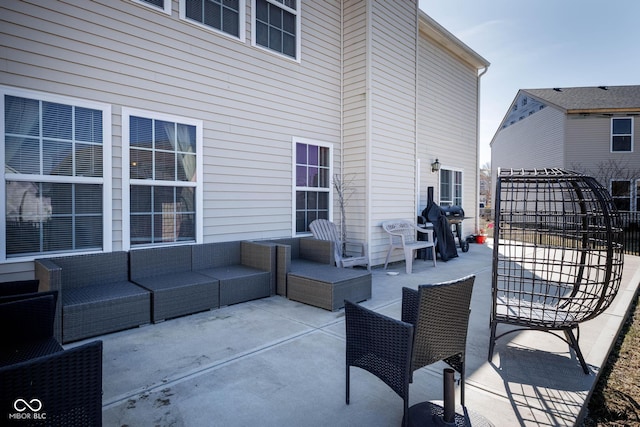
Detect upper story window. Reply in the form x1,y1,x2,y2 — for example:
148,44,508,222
2,88,112,260
611,117,633,152
293,138,332,234
253,0,299,60
182,0,244,38
440,168,463,207
133,0,172,14
122,108,203,248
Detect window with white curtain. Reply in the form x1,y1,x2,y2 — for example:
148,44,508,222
439,168,463,207
122,109,202,247
2,88,111,259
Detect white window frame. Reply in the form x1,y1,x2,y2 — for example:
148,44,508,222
180,0,246,41
611,117,634,153
251,0,301,62
121,108,203,250
439,167,463,207
0,86,112,262
291,137,333,236
132,0,172,15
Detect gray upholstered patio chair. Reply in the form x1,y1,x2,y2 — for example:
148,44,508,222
382,219,436,274
309,219,370,271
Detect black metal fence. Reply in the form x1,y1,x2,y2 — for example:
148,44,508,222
620,211,640,256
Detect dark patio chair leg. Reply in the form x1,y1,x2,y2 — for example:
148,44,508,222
564,328,590,374
346,365,350,404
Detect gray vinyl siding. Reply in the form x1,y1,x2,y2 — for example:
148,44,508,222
342,0,368,247
417,27,481,237
566,115,640,177
1,0,485,277
0,0,342,276
491,106,565,170
369,0,418,264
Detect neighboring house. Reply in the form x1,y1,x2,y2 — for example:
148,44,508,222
491,85,640,211
0,0,488,279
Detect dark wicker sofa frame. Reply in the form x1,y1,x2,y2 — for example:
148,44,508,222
35,251,151,343
269,238,371,311
192,241,274,306
129,245,219,323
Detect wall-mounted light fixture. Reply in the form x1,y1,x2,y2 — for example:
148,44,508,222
431,158,441,173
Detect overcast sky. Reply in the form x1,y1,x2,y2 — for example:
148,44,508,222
418,0,640,165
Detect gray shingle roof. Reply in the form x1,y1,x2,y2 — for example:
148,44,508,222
523,85,640,111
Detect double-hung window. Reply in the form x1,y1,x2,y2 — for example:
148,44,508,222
611,180,632,211
182,0,244,38
611,117,633,152
294,138,331,234
253,0,299,60
133,0,172,14
122,109,202,248
439,168,463,207
2,88,111,259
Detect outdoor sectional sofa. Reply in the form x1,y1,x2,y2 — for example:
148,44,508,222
35,251,151,344
129,245,220,323
268,238,372,311
129,241,275,322
192,241,274,307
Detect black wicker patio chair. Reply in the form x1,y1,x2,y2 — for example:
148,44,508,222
0,340,103,426
0,279,39,296
345,275,475,426
488,168,624,374
0,292,63,366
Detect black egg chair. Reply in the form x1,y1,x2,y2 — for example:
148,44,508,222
488,168,624,374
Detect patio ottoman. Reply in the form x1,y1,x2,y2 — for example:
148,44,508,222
287,261,372,311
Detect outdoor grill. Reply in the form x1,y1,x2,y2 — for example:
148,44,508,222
440,206,469,252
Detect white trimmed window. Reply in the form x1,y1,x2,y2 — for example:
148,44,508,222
293,138,332,234
181,0,245,39
253,0,300,60
122,109,203,248
611,180,632,211
611,117,633,152
133,0,172,14
439,168,463,207
1,87,112,260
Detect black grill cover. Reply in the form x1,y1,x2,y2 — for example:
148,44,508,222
422,187,458,261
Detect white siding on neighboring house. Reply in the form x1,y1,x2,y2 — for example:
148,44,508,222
491,105,565,183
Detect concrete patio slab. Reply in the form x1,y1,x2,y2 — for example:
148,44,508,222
77,241,638,426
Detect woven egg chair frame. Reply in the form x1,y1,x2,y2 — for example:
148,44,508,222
488,168,624,374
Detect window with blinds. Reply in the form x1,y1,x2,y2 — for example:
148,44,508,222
3,92,109,258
